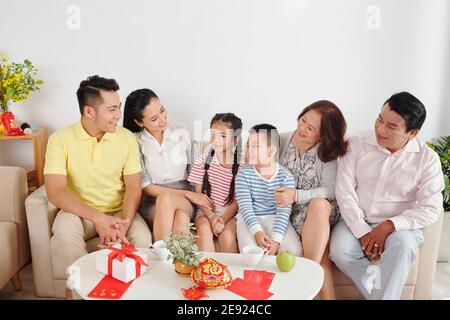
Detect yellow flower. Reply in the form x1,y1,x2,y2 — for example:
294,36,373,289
0,57,43,106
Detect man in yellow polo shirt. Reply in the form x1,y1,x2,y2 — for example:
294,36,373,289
44,75,151,282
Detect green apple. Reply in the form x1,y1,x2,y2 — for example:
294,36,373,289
276,251,295,272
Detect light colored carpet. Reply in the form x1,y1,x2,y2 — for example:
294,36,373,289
1,262,449,300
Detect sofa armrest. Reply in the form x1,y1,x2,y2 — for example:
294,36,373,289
25,185,58,229
0,166,30,269
414,211,444,299
0,166,28,222
25,185,59,297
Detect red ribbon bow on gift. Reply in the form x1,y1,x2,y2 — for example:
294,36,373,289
106,244,149,279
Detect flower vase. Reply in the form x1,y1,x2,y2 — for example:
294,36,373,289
174,259,195,277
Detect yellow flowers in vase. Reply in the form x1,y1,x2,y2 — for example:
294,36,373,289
0,53,43,113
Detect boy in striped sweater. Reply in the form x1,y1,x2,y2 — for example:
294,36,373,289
236,124,302,256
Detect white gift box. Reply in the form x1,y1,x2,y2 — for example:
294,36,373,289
95,244,149,283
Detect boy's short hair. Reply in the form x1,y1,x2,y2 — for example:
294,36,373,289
249,123,280,149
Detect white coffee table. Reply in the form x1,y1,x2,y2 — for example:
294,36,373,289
70,250,324,300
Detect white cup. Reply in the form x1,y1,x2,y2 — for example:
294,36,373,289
242,245,267,267
150,240,170,261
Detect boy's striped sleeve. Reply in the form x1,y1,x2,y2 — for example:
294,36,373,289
236,169,263,235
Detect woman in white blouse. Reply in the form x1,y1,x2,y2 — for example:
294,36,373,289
123,89,214,241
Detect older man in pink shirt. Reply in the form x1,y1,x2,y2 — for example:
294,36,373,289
330,92,444,300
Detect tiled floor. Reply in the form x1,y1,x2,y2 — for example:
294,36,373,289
1,262,450,300
431,262,450,300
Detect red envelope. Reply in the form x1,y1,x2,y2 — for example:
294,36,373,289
244,270,275,291
87,275,133,299
226,278,273,300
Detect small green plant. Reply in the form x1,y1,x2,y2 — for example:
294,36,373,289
163,223,201,266
427,135,450,211
0,53,44,113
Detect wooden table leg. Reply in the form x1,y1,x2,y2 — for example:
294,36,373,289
65,288,73,300
10,272,22,291
32,136,40,187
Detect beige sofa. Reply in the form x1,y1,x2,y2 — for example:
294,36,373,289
0,166,30,291
25,181,443,299
25,185,103,298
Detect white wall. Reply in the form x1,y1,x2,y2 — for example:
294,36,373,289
1,0,449,166
442,8,450,137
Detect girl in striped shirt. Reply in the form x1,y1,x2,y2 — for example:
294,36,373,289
188,113,243,253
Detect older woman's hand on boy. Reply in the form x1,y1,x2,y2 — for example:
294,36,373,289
274,188,296,207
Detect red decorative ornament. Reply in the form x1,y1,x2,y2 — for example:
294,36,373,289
181,285,209,300
0,112,24,136
191,257,232,289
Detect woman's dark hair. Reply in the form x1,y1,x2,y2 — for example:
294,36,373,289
76,75,119,115
202,113,242,206
297,100,347,162
123,89,159,133
384,92,426,132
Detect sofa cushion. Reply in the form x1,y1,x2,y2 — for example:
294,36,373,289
0,222,19,288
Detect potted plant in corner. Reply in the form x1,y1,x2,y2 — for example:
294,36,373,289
0,53,43,135
164,223,202,276
427,135,450,262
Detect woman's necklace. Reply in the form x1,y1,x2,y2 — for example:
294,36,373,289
293,134,317,162
292,134,306,160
